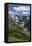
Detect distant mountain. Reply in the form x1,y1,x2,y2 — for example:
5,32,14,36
8,15,30,41
8,14,30,31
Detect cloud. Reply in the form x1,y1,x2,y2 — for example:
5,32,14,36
23,11,29,14
8,11,14,14
8,6,30,16
13,6,30,16
14,6,30,12
8,11,30,16
8,11,18,15
22,11,30,16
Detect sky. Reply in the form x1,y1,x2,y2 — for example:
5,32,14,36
8,4,30,16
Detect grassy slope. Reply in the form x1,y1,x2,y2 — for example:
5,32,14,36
8,17,30,42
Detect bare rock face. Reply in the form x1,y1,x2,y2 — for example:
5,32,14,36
24,28,28,31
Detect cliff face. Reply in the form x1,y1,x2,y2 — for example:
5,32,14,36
8,15,30,30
